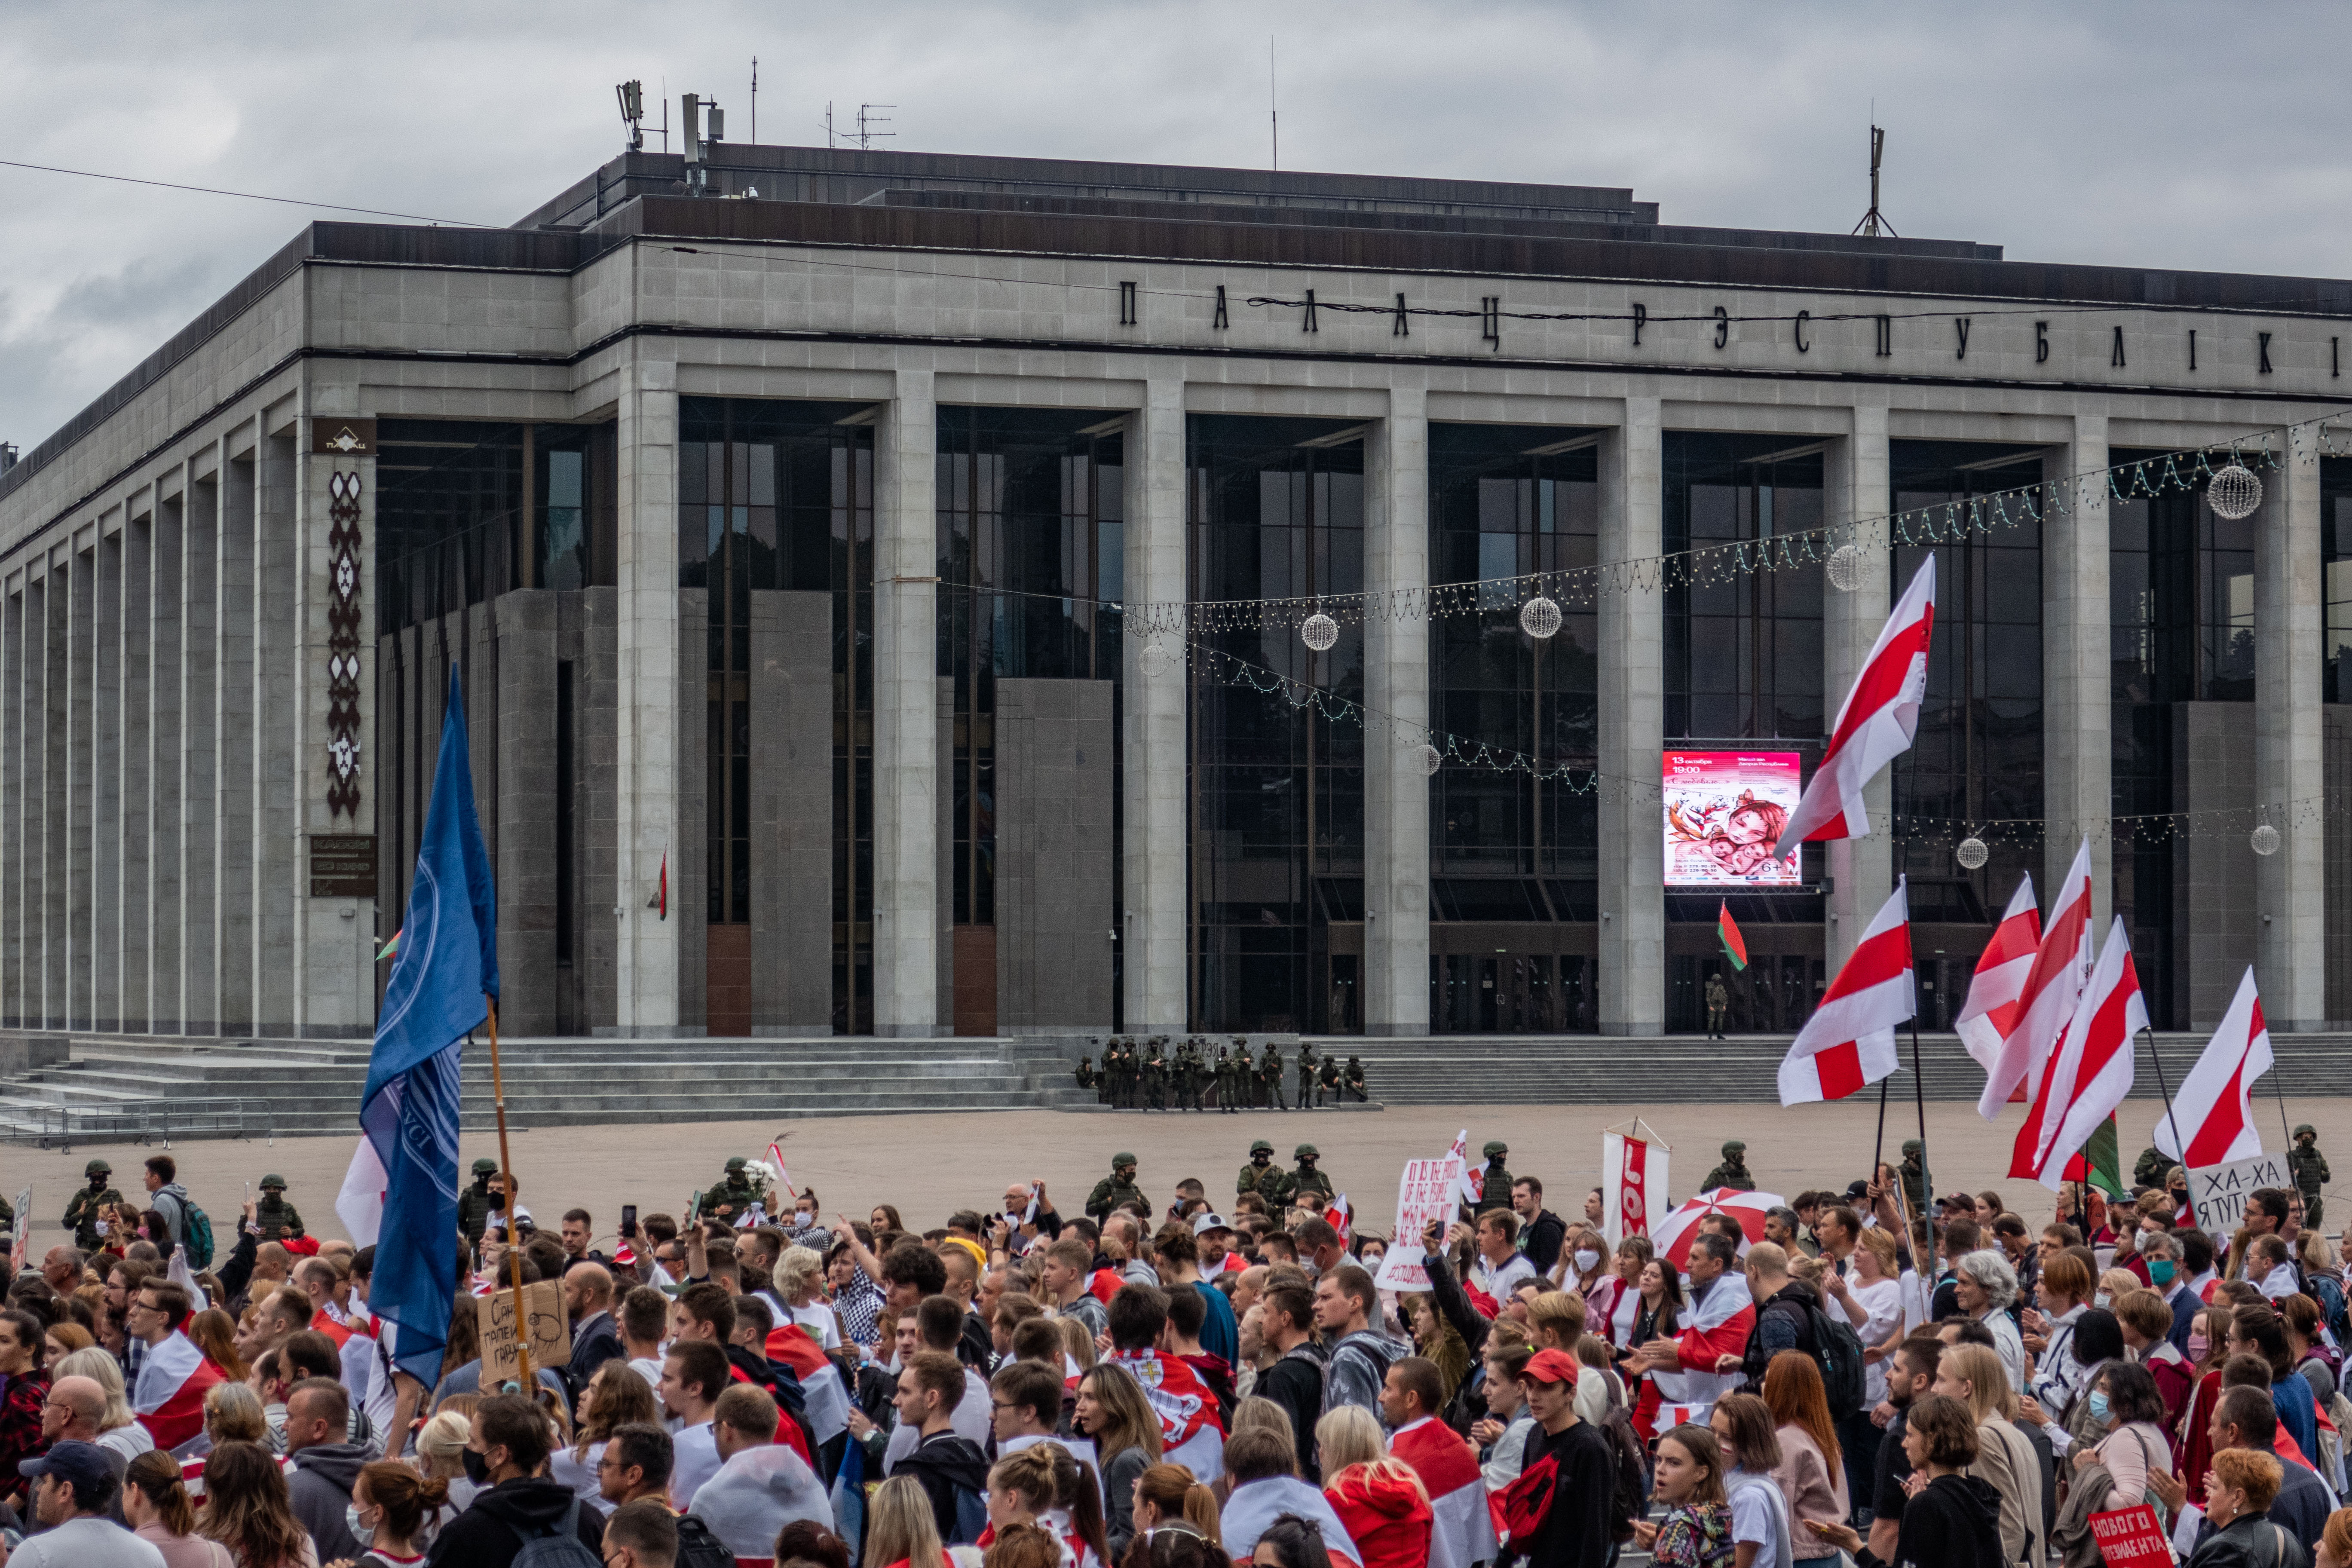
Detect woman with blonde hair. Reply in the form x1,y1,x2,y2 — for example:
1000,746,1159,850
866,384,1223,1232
415,1409,481,1511
986,1444,1112,1568
1078,1362,1164,1559
124,1449,233,1568
864,1472,952,1568
1935,1340,2043,1568
554,1357,659,1499
777,1243,843,1350
1315,1405,1431,1568
1762,1351,1846,1560
1060,1315,1098,1375
185,1383,274,1498
1127,1461,1222,1555
197,1440,318,1567
56,1344,153,1463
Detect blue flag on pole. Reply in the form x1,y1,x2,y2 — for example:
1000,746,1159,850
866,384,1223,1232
363,669,498,1388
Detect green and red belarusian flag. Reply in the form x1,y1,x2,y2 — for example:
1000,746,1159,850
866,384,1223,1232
376,929,401,963
1717,901,1748,971
2061,1112,2127,1198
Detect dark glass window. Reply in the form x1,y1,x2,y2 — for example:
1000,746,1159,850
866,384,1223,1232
1188,416,1365,1034
376,422,525,634
1663,435,1825,740
2324,458,2352,702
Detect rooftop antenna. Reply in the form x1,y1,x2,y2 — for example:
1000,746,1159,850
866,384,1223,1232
616,80,644,153
854,104,894,150
682,94,723,194
1852,119,1896,237
659,78,668,153
824,101,834,148
1270,37,1278,172
750,57,757,144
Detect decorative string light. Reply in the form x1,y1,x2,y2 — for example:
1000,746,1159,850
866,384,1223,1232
2207,460,2263,522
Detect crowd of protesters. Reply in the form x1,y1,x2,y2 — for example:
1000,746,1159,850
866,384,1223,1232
0,1136,2345,1568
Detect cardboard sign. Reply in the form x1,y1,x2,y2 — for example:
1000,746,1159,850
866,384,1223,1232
1376,1152,1467,1292
478,1279,572,1384
2187,1152,2292,1237
2089,1505,2172,1568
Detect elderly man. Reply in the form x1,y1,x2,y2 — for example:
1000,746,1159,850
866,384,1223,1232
42,1374,151,1472
37,1247,82,1296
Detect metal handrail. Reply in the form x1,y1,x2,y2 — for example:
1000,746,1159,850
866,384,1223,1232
0,1098,258,1150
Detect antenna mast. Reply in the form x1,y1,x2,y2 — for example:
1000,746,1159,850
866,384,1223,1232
1852,123,1896,238
750,57,757,144
1270,38,1278,171
854,104,895,150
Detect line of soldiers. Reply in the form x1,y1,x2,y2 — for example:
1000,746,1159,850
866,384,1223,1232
1075,1037,1369,1111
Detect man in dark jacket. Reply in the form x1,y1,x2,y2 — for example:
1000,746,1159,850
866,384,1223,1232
565,1263,626,1385
1738,1243,1823,1389
1500,1348,1617,1568
424,1393,607,1566
1512,1178,1569,1278
1256,1284,1326,1475
283,1377,366,1561
891,1351,989,1545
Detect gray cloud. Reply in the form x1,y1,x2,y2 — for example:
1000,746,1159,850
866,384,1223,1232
5,0,2349,450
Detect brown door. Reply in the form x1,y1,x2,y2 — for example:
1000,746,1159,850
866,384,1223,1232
706,925,753,1037
954,926,998,1037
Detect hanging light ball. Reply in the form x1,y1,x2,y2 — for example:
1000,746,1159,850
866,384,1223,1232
2208,461,2263,522
1139,643,1175,678
2251,823,2282,857
1418,744,1443,776
1955,836,1990,871
1518,595,1563,640
1826,544,1863,593
1300,612,1339,652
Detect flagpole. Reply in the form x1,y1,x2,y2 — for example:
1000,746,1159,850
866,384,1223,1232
486,997,533,1391
2267,1045,2295,1153
1908,1015,1932,1212
2142,1024,2190,1171
1872,1075,1890,1191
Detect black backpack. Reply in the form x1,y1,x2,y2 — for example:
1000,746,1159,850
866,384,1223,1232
1800,1298,1869,1418
1604,1410,1649,1544
673,1513,735,1568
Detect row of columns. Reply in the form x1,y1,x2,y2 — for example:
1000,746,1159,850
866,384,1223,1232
592,359,2330,1037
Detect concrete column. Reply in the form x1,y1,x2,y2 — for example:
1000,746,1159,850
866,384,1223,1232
184,466,220,1035
1598,398,1664,1034
1824,403,1893,968
151,493,185,1033
254,433,298,1036
2045,416,2113,930
92,528,120,1032
872,368,941,1037
121,511,152,1033
1122,375,1187,1034
2257,422,2325,1027
1364,386,1431,1035
67,545,93,1028
43,564,67,1028
613,352,681,1031
217,454,255,1035
297,415,376,1039
3,579,21,1026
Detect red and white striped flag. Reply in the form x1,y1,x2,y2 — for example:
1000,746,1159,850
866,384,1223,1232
133,1330,227,1455
1774,555,1936,856
2015,917,2147,1189
766,1141,793,1198
1778,879,1914,1105
1956,874,2039,1078
1391,1415,1499,1568
1979,839,2094,1119
1648,1269,1756,1414
2152,966,2272,1167
1324,1194,1351,1239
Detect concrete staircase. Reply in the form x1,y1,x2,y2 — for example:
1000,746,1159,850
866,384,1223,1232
0,1033,1096,1142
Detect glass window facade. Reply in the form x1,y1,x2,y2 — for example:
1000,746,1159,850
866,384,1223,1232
1188,415,1364,1033
1664,435,1825,741
377,421,614,633
2324,458,2352,702
678,398,874,1030
1425,424,1601,1033
1889,441,2046,1028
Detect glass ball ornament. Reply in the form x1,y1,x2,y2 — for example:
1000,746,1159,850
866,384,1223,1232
1418,744,1443,775
1139,643,1175,678
2251,822,2282,856
1300,612,1339,652
1955,836,1990,871
1827,544,1863,593
2208,462,2263,522
1518,595,1563,640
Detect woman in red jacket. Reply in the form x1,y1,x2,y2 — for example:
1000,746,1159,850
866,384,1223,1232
1316,1406,1432,1568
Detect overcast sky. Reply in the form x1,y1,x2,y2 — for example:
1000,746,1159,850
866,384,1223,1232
5,0,2349,452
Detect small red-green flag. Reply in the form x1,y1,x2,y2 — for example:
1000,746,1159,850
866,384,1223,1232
1717,901,1748,971
2061,1112,2127,1199
375,928,401,963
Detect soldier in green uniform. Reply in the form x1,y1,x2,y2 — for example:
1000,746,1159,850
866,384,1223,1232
1145,1038,1170,1112
1213,1044,1234,1112
1260,1043,1288,1112
0,1189,11,1237
2291,1124,2330,1229
1473,1142,1513,1216
1087,1153,1147,1222
1703,1140,1755,1192
708,1156,762,1221
1076,1051,1097,1098
1295,1044,1318,1111
1896,1139,1931,1220
457,1158,499,1244
2132,1143,2171,1192
1317,1053,1341,1106
1112,1039,1136,1110
63,1159,124,1252
1179,1039,1205,1112
1238,1139,1281,1199
1344,1055,1367,1102
1289,1143,1336,1208
254,1176,306,1242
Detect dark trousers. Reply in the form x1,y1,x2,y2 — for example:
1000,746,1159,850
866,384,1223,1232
1837,1406,1883,1521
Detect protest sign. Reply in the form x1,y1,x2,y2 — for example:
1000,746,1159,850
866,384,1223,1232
2088,1505,2171,1568
1602,1131,1670,1246
478,1278,572,1384
1376,1149,1467,1292
2187,1151,2291,1236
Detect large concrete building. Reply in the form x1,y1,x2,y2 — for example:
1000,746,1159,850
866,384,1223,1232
3,139,2349,1046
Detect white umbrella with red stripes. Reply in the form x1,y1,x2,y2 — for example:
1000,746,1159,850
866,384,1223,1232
1649,1187,1787,1269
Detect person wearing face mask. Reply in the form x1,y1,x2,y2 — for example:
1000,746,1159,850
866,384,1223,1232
424,1394,606,1567
343,1459,450,1567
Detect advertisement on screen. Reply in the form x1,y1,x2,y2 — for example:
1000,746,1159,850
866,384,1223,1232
1663,751,1803,886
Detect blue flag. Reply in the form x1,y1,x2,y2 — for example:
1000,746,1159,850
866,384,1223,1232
364,668,498,1388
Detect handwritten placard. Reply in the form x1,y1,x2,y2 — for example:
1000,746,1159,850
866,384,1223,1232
2188,1152,2292,1237
478,1279,572,1384
2088,1505,2171,1568
1375,1153,1467,1292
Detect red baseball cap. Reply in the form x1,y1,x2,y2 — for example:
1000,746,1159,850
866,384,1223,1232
1523,1348,1581,1387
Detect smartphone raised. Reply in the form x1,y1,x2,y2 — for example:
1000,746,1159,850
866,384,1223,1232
621,1204,638,1240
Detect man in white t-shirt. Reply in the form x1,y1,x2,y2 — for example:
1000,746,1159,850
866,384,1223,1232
657,1339,729,1507
1471,1210,1538,1300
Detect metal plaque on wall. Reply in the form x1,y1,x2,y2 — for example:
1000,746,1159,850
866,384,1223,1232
309,834,378,898
310,418,377,456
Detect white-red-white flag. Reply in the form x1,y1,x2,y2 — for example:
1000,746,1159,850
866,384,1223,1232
1956,874,2039,1076
1779,879,1914,1105
1390,1415,1499,1568
134,1330,227,1456
2152,967,2273,1167
2016,916,2147,1189
1978,838,2095,1119
1324,1194,1352,1239
1775,555,1936,856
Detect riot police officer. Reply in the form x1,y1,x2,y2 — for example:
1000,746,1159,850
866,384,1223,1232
1473,1142,1513,1216
1703,1140,1756,1192
63,1159,124,1252
709,1157,762,1220
1295,1044,1318,1111
1238,1140,1283,1201
1290,1143,1336,1208
2291,1124,2330,1228
456,1158,499,1244
254,1176,306,1242
1260,1042,1288,1111
1087,1153,1148,1222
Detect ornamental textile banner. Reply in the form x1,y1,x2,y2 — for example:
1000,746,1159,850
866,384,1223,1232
1601,1132,1670,1247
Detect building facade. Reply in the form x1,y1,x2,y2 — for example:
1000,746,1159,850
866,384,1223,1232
2,144,2349,1041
